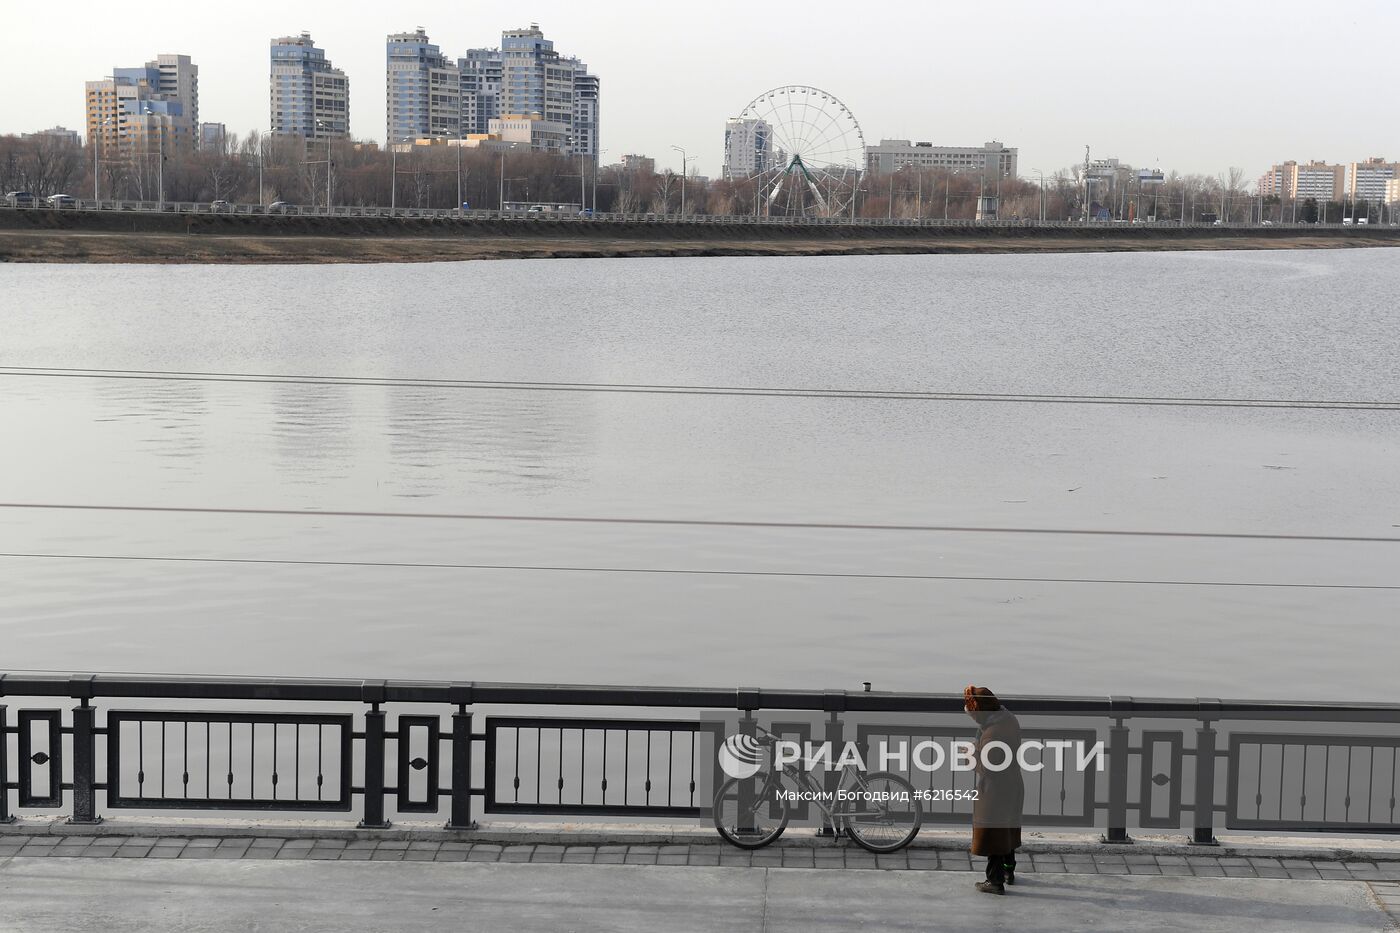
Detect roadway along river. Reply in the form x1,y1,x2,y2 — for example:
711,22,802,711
1,250,1397,700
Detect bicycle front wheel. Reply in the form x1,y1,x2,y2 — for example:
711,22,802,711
842,771,923,853
713,776,789,849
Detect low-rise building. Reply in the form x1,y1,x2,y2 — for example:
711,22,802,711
866,140,1017,178
488,113,568,154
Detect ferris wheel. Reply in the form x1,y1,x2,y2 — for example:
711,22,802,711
730,85,865,218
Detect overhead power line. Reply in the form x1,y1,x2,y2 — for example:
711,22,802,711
1,366,1395,411
2,502,1398,544
1,551,1394,590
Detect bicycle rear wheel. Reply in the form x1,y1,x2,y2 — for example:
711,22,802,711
842,771,922,853
713,776,789,849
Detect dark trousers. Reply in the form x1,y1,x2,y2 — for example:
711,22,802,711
984,852,1017,884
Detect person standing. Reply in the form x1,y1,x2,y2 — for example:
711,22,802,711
964,685,1024,895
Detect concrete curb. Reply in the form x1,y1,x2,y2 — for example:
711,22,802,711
3,817,1399,863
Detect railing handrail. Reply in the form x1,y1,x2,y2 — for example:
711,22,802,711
2,672,1397,720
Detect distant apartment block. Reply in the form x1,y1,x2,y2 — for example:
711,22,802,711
722,118,773,178
458,24,599,156
1256,161,1346,202
85,54,198,158
198,122,227,151
386,28,462,142
1348,158,1398,202
620,154,655,175
271,33,349,139
866,140,1017,178
22,126,80,145
1387,178,1400,205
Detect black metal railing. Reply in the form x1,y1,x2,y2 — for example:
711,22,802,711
2,672,1399,843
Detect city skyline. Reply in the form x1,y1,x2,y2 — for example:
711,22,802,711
6,0,1400,179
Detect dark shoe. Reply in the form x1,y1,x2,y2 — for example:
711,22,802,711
975,880,1005,895
1005,869,1015,886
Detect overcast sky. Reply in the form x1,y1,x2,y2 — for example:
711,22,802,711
7,0,1397,179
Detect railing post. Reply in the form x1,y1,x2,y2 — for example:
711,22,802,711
820,691,846,837
736,694,759,834
1192,699,1221,846
69,675,101,824
446,682,474,830
1102,696,1132,844
0,705,13,823
359,681,389,829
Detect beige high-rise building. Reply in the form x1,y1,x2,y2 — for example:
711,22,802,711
85,54,198,158
1256,161,1345,202
1347,158,1399,201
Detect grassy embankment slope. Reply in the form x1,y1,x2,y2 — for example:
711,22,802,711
1,209,1397,263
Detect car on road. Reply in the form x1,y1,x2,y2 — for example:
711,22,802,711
210,200,231,212
46,194,77,208
268,201,298,214
5,190,36,207
577,208,594,218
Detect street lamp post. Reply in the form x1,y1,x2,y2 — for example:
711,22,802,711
315,121,333,212
142,104,165,211
389,136,413,212
670,146,687,217
92,117,113,202
1031,169,1046,223
593,149,607,213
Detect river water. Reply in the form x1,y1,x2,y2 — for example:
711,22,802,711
2,250,1397,701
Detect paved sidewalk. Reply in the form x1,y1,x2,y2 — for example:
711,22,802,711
0,859,1394,933
2,834,1398,883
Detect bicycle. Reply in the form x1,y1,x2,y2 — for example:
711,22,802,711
713,724,922,852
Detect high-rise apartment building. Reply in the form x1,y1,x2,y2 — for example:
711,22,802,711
386,28,461,142
85,54,198,158
1348,158,1398,201
1256,161,1346,202
271,33,349,139
458,24,598,156
722,118,774,177
459,49,502,136
573,71,600,160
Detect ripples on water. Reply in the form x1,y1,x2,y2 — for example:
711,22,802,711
1,251,1397,700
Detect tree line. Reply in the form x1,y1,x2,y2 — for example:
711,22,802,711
0,131,1384,223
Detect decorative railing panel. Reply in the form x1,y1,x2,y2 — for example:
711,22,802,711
484,717,724,817
106,711,353,811
1227,733,1400,832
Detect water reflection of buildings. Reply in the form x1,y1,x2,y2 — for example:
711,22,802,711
271,383,355,485
384,386,591,500
93,377,209,476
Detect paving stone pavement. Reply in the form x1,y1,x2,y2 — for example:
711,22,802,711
2,836,1399,882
